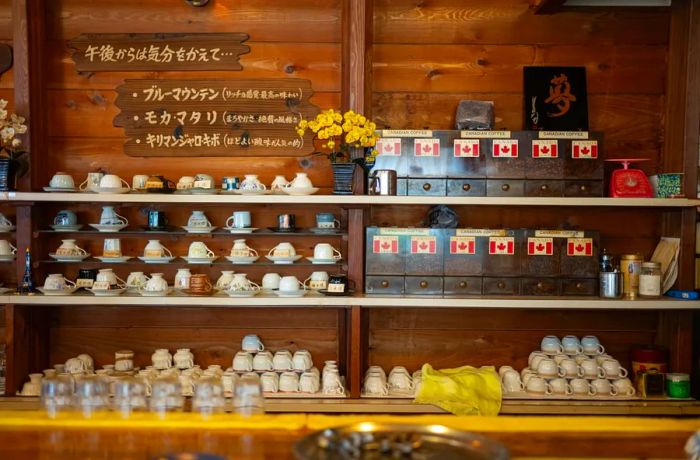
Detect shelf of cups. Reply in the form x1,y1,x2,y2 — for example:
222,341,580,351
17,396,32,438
37,229,348,237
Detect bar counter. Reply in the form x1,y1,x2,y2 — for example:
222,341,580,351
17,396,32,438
0,411,697,459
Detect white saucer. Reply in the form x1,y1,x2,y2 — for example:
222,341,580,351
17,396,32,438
281,187,319,196
49,253,90,262
94,256,133,263
181,256,219,264
225,255,259,264
274,290,307,298
43,187,78,192
309,227,340,234
87,287,127,297
0,225,16,233
89,223,128,232
139,288,173,297
225,289,261,297
237,189,270,195
265,255,303,264
181,226,217,234
37,287,78,296
189,188,219,195
91,187,131,194
224,227,259,234
0,254,15,262
51,224,83,232
137,256,175,264
306,257,342,264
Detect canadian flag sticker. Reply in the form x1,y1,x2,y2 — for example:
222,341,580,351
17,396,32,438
414,138,440,157
410,236,437,254
527,237,553,256
532,140,558,158
453,139,480,158
372,236,399,254
450,236,476,254
572,140,598,159
376,138,402,156
489,237,515,255
492,139,518,158
567,238,593,256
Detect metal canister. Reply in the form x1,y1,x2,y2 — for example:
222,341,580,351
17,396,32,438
620,253,642,298
368,169,397,196
599,270,622,298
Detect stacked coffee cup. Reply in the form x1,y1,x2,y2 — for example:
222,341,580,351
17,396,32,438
362,365,422,397
500,335,636,399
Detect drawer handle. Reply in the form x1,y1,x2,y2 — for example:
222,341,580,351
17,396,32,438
462,184,471,192
497,281,506,289
380,280,389,288
422,183,432,191
536,282,544,289
419,280,429,288
579,185,587,192
501,184,510,192
458,281,468,288
576,282,583,289
540,184,548,191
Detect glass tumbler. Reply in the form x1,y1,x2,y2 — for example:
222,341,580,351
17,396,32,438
112,377,148,418
192,376,226,417
149,375,184,417
232,374,264,415
41,373,74,418
72,375,109,418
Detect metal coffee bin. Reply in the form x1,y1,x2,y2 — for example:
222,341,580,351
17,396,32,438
443,229,488,276
482,229,522,276
404,229,445,276
559,230,599,278
521,229,563,277
365,227,407,275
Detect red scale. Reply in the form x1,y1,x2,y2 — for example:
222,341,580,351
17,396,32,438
605,158,654,198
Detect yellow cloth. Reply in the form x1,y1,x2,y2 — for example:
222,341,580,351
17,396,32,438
413,363,502,416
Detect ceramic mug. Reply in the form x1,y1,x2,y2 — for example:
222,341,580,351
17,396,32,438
528,351,548,367
0,213,11,227
561,335,584,354
216,271,235,290
498,366,515,378
304,271,329,290
187,211,212,228
54,210,78,227
558,358,583,378
313,243,342,261
55,239,86,256
279,372,299,392
269,242,296,258
580,358,606,379
43,274,76,290
49,172,75,189
501,371,524,393
230,239,258,257
79,172,104,192
0,239,17,256
187,241,215,258
193,173,215,189
100,206,128,226
174,268,192,290
143,240,172,258
611,378,636,396
260,372,279,393
273,351,294,371
591,378,618,396
253,353,274,372
173,348,194,370
540,335,563,354
549,378,573,396
388,372,414,392
365,374,389,396
188,274,212,293
285,172,313,189
232,352,254,372
270,175,289,192
299,372,320,393
241,334,264,352
99,174,130,190
102,238,122,257
581,335,605,355
226,211,251,229
279,275,305,293
535,358,560,378
322,370,345,395
144,273,168,292
229,274,260,292
240,174,266,192
316,212,340,229
177,176,195,190
600,359,628,378
126,272,150,289
262,273,281,291
292,350,313,371
525,376,552,395
96,268,126,287
132,174,149,190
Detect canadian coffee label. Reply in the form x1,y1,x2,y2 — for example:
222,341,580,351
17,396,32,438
327,283,345,293
571,140,598,159
376,138,402,156
539,131,589,139
456,229,507,237
567,238,593,256
492,139,518,158
414,138,440,157
410,236,437,254
382,129,433,138
450,236,476,254
489,237,515,255
527,237,553,256
531,139,558,158
460,130,511,138
372,235,399,254
378,228,430,236
535,230,584,238
453,139,480,158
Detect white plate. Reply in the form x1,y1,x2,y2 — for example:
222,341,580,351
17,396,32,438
224,227,259,234
306,257,342,264
94,256,133,263
281,187,319,196
137,256,175,264
274,290,307,298
225,255,259,264
181,226,217,234
37,287,78,296
49,253,90,262
91,187,131,194
265,255,303,264
237,189,271,195
89,223,128,232
181,256,219,264
188,188,219,195
0,225,16,233
225,289,261,298
0,254,15,262
43,187,78,193
139,288,173,297
87,287,127,297
51,224,83,232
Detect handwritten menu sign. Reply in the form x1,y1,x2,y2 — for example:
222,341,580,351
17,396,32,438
69,33,250,71
113,78,319,157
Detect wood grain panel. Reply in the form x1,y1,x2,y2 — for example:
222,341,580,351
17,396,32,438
374,0,670,46
46,89,340,138
0,1,10,41
0,89,12,110
48,41,341,92
0,68,11,89
373,44,666,94
47,0,342,43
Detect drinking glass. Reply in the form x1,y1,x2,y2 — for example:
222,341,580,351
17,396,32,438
112,377,148,419
231,375,264,415
192,376,226,418
41,374,74,418
149,376,184,417
72,375,109,418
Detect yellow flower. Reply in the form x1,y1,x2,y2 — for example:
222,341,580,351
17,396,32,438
327,140,335,149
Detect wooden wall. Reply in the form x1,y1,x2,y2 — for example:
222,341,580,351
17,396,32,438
0,0,11,110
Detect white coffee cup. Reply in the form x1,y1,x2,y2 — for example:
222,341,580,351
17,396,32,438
279,275,305,293
232,351,254,372
498,366,515,378
126,272,149,289
102,238,122,257
99,174,130,190
188,241,215,258
229,274,260,292
561,335,584,354
216,271,235,290
540,335,563,354
530,355,547,371
501,371,524,393
132,174,149,190
96,268,126,287
292,350,313,371
600,359,628,378
49,172,75,189
558,358,583,378
552,354,570,365
525,376,552,395
55,239,86,256
528,352,548,368
273,351,294,371
262,273,281,291
322,370,344,395
100,206,128,226
0,240,17,256
187,211,211,228
240,174,266,192
143,240,172,258
270,175,289,191
230,239,258,257
285,172,313,189
43,274,76,290
144,273,168,292
242,334,264,352
299,372,320,393
591,378,617,396
226,211,251,229
313,243,342,261
304,271,329,290
570,378,596,396
260,372,279,393
279,372,299,392
269,242,296,258
174,268,192,290
549,378,573,395
611,378,636,396
535,358,560,378
388,372,414,392
253,353,274,371
581,335,605,355
79,172,104,192
580,358,606,379
365,374,389,395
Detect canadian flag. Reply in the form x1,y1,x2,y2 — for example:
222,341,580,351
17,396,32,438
567,238,593,256
453,139,480,158
527,237,553,256
414,138,440,157
572,141,598,159
372,236,398,254
492,139,518,158
376,138,402,156
489,237,515,255
532,140,558,158
450,237,476,254
411,236,436,254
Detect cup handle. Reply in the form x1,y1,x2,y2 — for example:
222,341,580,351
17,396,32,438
76,246,88,255
576,345,584,354
333,219,341,228
10,243,16,254
588,386,597,396
120,178,132,190
267,247,276,256
303,276,312,288
577,367,585,378
260,183,267,190
333,248,342,259
557,367,566,378
115,213,129,225
518,382,525,391
249,248,258,257
79,179,88,191
204,280,213,291
248,281,261,291
598,368,606,379
619,367,628,378
64,279,77,288
257,342,265,352
627,387,636,396
610,386,618,396
162,246,173,258
598,344,606,354
206,249,215,258
298,280,307,291
226,216,235,228
565,384,573,396
115,275,127,288
544,383,553,396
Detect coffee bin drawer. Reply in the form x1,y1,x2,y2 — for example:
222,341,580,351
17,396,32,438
486,180,525,197
444,276,482,295
366,228,405,275
405,229,445,276
521,277,558,296
525,180,563,197
396,178,408,196
484,134,527,178
408,178,447,196
482,230,522,276
483,277,521,295
524,139,564,179
560,278,597,296
405,276,443,295
521,231,562,276
563,180,603,197
366,276,405,295
447,179,486,197
444,230,486,276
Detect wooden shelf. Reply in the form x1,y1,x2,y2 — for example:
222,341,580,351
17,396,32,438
6,192,700,207
4,293,699,309
37,229,348,237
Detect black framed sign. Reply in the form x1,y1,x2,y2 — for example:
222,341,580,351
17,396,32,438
524,66,589,131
